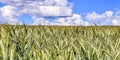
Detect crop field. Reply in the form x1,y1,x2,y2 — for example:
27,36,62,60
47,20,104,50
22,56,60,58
0,24,120,60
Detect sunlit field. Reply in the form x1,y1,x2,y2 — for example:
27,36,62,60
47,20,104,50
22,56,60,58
0,24,120,60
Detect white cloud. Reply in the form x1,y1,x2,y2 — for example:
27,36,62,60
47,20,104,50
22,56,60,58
0,5,19,24
0,0,119,26
0,0,73,25
0,0,72,17
86,11,113,20
51,14,89,26
32,16,49,25
112,19,120,25
86,12,103,20
31,14,90,26
0,0,69,6
112,15,120,25
21,6,72,16
85,11,120,25
104,11,113,17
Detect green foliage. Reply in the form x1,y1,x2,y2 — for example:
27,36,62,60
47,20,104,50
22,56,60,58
0,25,120,60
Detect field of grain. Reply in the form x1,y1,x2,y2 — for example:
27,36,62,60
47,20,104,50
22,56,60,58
0,25,120,60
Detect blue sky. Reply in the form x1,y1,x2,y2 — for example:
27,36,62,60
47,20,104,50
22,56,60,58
71,0,119,12
0,0,120,25
71,0,120,14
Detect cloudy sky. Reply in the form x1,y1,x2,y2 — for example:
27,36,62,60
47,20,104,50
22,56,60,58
0,0,120,26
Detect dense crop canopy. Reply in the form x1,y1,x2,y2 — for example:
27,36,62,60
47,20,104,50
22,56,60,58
0,25,120,60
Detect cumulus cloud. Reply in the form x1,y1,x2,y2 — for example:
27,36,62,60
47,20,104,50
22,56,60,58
0,0,119,26
0,0,74,25
112,19,120,25
32,16,49,25
0,0,69,6
31,14,90,26
112,16,120,25
21,6,72,16
86,11,113,20
0,5,19,24
51,14,89,26
0,0,72,17
85,11,120,25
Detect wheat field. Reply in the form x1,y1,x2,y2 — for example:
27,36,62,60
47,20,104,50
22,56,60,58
0,24,120,60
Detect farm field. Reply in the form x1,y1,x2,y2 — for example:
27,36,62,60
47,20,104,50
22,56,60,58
0,25,120,60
